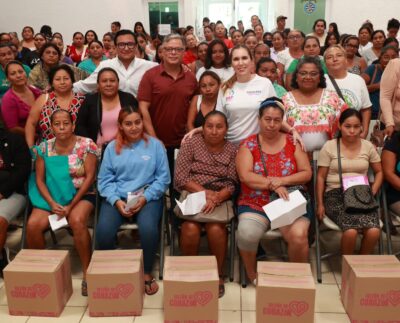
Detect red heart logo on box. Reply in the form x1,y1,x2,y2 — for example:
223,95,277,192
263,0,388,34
289,301,309,316
195,291,213,306
387,290,400,306
34,284,51,299
117,284,134,299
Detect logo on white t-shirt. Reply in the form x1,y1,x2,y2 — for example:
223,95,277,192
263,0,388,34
341,88,360,110
225,89,235,102
246,90,262,96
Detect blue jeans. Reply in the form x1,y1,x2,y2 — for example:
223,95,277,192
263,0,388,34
96,198,163,274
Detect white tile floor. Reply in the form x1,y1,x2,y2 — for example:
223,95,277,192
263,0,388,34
0,226,399,322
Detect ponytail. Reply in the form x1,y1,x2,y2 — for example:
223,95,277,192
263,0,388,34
221,74,237,94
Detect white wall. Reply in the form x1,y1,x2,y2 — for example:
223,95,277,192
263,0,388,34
325,0,400,34
1,0,400,41
0,0,148,42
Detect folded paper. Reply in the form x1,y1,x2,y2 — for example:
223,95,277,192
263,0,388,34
175,191,206,215
262,190,307,230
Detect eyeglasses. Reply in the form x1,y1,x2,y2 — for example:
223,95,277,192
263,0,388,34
325,53,345,60
163,47,185,53
298,71,320,78
288,35,302,40
345,44,358,49
116,42,137,50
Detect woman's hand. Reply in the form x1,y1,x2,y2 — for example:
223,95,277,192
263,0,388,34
384,125,395,138
205,190,219,203
274,186,289,200
115,200,133,218
316,204,325,221
292,130,306,151
50,201,65,216
202,198,216,214
181,127,202,144
268,177,284,191
371,185,379,196
129,196,147,215
61,204,72,219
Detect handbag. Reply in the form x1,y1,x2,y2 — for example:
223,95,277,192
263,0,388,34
366,64,388,148
174,190,234,223
336,138,378,214
28,142,77,211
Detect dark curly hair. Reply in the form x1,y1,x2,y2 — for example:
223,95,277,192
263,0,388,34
291,56,326,89
48,64,75,85
39,42,61,60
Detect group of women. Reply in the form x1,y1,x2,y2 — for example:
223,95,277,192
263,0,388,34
0,61,169,296
1,17,400,301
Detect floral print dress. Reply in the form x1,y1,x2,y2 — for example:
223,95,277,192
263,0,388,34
238,134,297,215
38,91,85,143
282,89,347,152
39,136,99,189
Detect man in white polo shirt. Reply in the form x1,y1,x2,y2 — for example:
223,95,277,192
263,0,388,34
73,30,157,96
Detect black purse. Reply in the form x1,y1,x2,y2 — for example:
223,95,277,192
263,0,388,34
336,139,378,214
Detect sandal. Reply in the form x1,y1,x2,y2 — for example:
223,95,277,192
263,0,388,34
218,283,225,298
218,276,225,298
81,280,88,297
144,278,159,296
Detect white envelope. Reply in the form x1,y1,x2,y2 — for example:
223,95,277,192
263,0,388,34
262,190,307,230
175,191,206,215
125,194,140,211
124,188,145,211
48,214,68,231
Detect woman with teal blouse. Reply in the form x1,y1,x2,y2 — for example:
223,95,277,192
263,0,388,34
285,36,328,90
78,40,107,74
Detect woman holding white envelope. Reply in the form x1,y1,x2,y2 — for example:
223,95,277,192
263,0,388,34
96,106,170,296
317,108,383,255
174,110,238,298
236,97,312,284
26,109,99,296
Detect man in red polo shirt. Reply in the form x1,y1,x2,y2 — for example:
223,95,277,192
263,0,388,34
137,33,197,191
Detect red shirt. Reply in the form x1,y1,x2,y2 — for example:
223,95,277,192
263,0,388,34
223,38,234,49
238,134,297,211
183,50,197,65
66,45,88,64
137,64,198,147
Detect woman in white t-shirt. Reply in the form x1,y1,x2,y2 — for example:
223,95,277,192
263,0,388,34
324,45,372,139
185,45,301,146
218,45,300,145
196,39,234,83
277,29,304,86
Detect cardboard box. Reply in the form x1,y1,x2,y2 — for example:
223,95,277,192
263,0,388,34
163,256,219,323
4,250,72,317
15,249,73,305
90,249,144,298
91,249,143,262
341,255,400,322
256,262,315,323
87,253,144,317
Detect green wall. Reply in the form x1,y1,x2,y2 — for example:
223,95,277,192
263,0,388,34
294,0,326,34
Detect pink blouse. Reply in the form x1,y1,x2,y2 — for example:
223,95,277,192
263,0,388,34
1,86,41,129
96,104,121,146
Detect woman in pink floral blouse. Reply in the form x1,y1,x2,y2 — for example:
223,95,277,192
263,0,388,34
26,109,99,297
282,56,347,153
